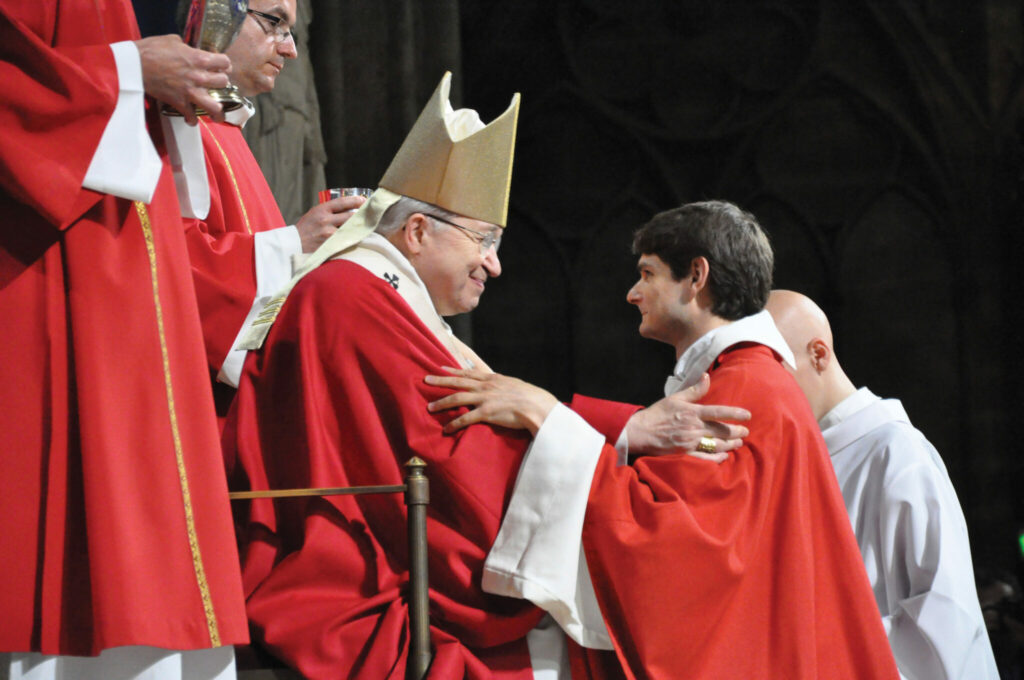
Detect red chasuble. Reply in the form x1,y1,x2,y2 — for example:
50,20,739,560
0,1,247,655
184,119,287,373
579,344,899,679
226,260,635,679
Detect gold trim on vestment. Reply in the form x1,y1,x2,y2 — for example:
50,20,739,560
135,201,222,647
199,118,251,234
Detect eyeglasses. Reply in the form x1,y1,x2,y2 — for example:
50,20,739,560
425,214,502,254
246,9,295,45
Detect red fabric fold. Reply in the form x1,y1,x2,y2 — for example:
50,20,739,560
184,119,287,372
227,260,546,679
0,0,247,655
581,344,899,679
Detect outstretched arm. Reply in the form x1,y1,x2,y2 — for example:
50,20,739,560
426,368,558,435
425,369,749,461
294,195,367,252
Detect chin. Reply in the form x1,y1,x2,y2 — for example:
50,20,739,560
437,301,474,317
456,298,482,316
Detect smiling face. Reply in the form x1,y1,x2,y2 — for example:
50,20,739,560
412,214,503,316
626,254,691,348
224,0,298,97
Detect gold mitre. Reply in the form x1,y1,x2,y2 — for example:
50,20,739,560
235,73,519,354
378,71,520,227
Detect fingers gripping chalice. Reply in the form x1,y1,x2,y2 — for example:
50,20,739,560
164,0,249,116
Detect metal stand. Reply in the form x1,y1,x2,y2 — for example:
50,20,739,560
229,457,432,679
404,458,430,680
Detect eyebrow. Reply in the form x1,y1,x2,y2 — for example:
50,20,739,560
259,4,293,24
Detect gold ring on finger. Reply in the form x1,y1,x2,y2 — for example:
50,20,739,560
696,436,716,453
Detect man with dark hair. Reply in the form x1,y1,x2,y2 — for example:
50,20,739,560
436,200,899,678
630,200,772,319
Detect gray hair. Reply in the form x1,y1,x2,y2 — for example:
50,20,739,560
376,196,461,235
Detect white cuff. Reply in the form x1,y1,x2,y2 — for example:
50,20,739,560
483,404,612,649
83,41,162,203
218,226,302,387
255,226,302,295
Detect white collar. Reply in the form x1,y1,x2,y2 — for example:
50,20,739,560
818,386,878,431
820,393,911,454
336,232,456,337
664,310,796,396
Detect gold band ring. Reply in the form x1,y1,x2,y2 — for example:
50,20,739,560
696,436,717,453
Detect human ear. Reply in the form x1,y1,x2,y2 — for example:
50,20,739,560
690,256,710,288
808,338,830,373
404,214,430,255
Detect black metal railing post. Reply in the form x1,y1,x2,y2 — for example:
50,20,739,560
404,457,431,680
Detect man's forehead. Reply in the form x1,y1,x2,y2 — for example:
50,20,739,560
636,254,667,269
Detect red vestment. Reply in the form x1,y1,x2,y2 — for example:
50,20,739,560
184,119,287,374
579,344,899,679
226,259,636,679
0,1,247,655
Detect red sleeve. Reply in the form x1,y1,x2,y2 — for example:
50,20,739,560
185,121,286,370
184,213,257,370
227,261,539,679
0,7,119,228
569,394,640,445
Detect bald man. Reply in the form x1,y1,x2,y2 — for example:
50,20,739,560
766,289,998,680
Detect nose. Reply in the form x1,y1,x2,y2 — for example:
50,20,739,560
626,282,641,305
279,36,298,59
483,248,502,277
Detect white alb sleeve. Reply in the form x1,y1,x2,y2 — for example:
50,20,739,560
881,451,1000,680
83,42,162,203
482,404,613,650
218,226,302,387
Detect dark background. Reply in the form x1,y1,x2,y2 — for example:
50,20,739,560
140,0,1024,603
311,0,1024,579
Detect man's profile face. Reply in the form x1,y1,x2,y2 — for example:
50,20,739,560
414,215,503,316
224,0,298,97
626,254,689,346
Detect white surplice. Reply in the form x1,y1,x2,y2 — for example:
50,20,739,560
821,388,998,680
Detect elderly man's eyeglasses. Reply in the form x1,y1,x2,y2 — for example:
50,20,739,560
246,9,295,44
426,214,502,254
